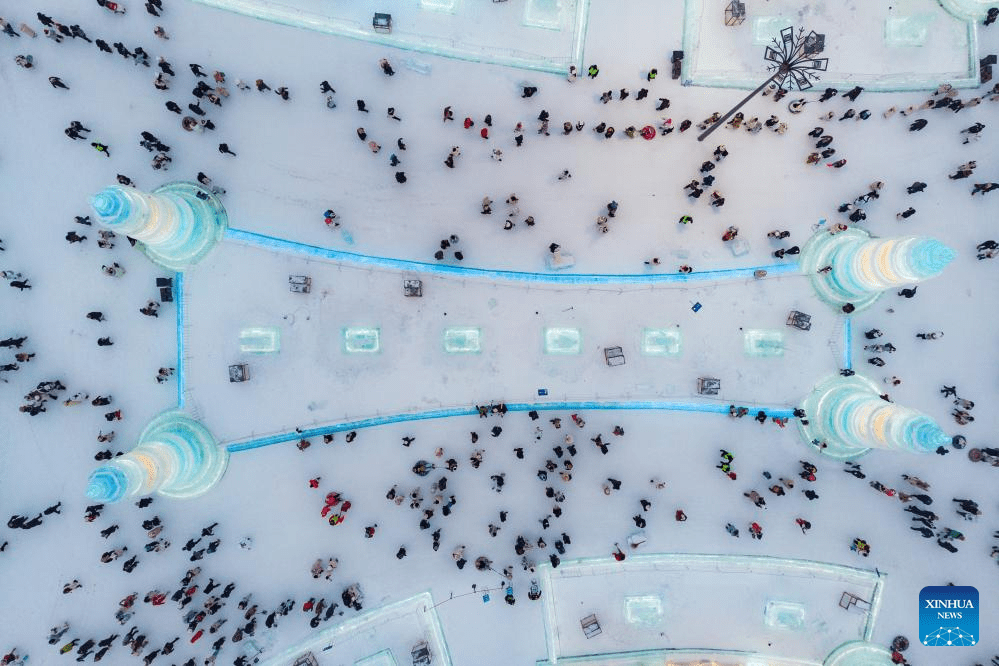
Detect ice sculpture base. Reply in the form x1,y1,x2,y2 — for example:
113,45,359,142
141,182,228,271
798,375,876,460
142,410,229,499
800,228,882,313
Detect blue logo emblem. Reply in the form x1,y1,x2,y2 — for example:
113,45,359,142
919,586,978,646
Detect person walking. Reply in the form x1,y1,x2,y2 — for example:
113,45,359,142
218,143,237,156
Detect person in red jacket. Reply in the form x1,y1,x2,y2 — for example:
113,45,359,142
612,545,626,561
463,117,474,129
480,127,489,139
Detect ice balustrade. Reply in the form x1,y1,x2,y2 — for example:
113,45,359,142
537,552,886,666
90,182,227,271
259,592,453,666
800,228,954,313
86,410,228,502
187,0,589,74
799,375,951,459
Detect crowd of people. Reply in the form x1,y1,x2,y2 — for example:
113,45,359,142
3,1,999,665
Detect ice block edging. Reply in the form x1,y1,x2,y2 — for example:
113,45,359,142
86,410,229,501
823,640,894,666
800,227,954,313
90,182,227,272
938,0,995,21
798,375,951,459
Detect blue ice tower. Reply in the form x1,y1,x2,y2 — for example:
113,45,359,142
799,375,951,459
90,182,227,271
86,411,229,502
800,227,954,312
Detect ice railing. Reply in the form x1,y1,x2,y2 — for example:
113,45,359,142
680,0,980,90
223,228,802,285
938,0,995,20
537,648,821,666
187,0,590,73
224,399,799,452
259,591,453,666
536,553,884,666
179,228,836,451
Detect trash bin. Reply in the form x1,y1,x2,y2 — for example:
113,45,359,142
373,12,392,32
228,364,250,383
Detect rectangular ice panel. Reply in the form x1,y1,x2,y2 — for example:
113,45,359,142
641,328,681,356
443,327,481,353
764,600,806,630
744,329,784,357
239,326,280,354
524,0,566,30
420,0,459,13
354,649,398,666
544,327,581,354
885,15,935,47
753,16,790,45
624,595,664,626
344,327,380,353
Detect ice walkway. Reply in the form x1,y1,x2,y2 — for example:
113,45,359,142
177,237,842,445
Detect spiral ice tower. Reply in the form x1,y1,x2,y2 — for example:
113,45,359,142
799,375,951,459
90,182,227,271
86,410,229,502
800,227,954,312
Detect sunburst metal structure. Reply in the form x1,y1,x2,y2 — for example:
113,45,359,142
697,26,828,142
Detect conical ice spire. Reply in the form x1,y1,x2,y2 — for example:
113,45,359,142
800,227,955,312
90,181,227,271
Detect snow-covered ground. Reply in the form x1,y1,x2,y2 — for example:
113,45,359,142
2,0,999,665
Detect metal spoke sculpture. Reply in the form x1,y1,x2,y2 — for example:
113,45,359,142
698,26,828,142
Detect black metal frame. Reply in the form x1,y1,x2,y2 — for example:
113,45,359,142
698,25,828,142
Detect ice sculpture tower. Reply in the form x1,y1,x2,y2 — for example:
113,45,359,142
90,182,227,271
799,375,951,459
86,410,228,502
800,227,954,312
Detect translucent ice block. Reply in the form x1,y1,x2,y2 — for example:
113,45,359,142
544,327,581,354
641,328,682,356
344,327,380,353
744,329,785,357
524,0,565,30
239,326,280,354
420,0,458,13
753,17,790,45
624,595,664,626
443,327,481,353
885,15,936,47
764,600,806,630
354,649,398,666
